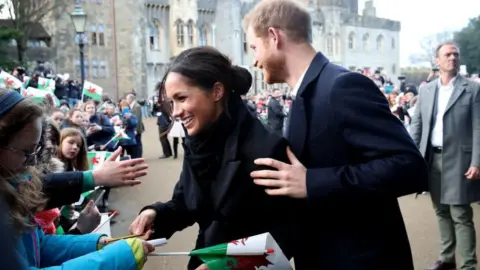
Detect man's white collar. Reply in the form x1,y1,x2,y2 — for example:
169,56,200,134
291,69,308,98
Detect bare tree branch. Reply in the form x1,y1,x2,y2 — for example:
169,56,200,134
9,0,68,26
6,1,15,22
416,31,454,66
6,0,69,62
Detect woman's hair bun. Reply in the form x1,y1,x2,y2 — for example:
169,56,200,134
231,65,252,96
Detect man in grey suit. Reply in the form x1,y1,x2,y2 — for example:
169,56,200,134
410,41,480,270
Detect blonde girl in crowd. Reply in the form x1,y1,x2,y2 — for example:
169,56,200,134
56,128,101,234
0,88,154,269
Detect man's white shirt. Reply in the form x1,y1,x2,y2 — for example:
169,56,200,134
291,70,308,98
431,76,457,147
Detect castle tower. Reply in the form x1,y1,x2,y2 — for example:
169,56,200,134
362,0,376,17
170,0,198,57
114,0,148,97
214,0,243,64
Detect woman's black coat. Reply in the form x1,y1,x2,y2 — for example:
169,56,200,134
143,104,299,269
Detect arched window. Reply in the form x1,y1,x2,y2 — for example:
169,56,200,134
326,33,333,54
334,33,341,55
200,25,208,46
362,33,369,50
149,24,159,50
376,35,384,51
176,20,184,47
391,38,395,49
348,32,355,49
90,24,97,45
98,24,105,46
187,21,194,45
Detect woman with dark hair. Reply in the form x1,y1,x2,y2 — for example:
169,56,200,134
130,47,298,270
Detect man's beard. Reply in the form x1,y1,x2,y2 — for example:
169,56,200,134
262,53,286,84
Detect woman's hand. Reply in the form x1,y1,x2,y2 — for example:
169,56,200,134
77,200,101,234
92,147,148,187
195,264,210,270
129,209,156,236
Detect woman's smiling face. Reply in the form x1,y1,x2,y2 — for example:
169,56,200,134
165,72,223,136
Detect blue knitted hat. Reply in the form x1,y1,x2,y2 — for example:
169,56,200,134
0,90,24,120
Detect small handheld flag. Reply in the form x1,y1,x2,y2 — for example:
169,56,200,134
102,129,130,148
82,80,104,101
148,233,292,270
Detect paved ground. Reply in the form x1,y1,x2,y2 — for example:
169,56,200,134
110,118,480,270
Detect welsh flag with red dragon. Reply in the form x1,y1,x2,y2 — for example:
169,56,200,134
82,80,104,101
0,71,23,90
190,233,292,270
78,151,119,205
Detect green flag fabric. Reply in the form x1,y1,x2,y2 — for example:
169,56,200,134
81,189,95,199
56,226,65,235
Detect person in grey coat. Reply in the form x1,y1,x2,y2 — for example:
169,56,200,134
410,41,480,270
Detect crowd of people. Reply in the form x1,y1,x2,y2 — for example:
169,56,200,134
51,93,146,210
0,87,153,268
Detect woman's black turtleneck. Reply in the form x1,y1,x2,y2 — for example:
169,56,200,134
183,98,240,206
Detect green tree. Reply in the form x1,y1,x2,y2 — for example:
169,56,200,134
455,16,480,74
0,28,22,70
4,0,68,62
0,4,21,70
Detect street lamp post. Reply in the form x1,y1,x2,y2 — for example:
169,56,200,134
70,4,87,100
